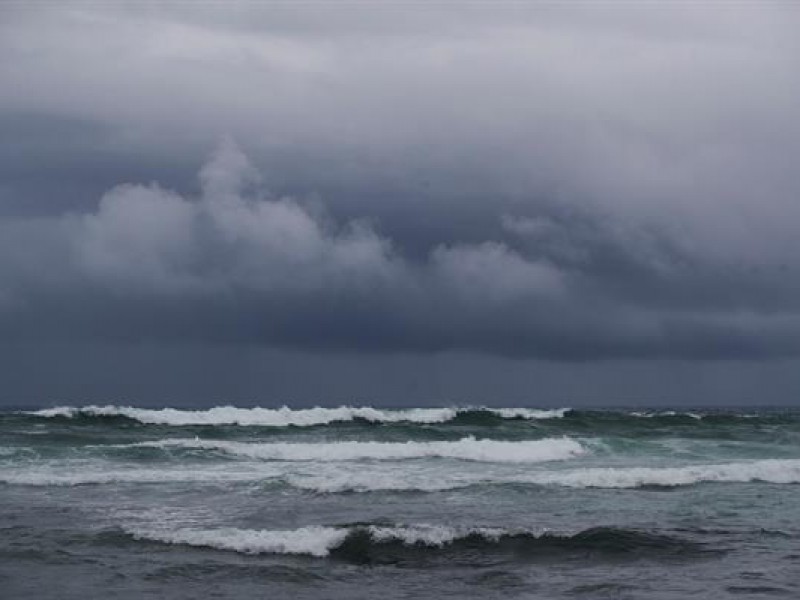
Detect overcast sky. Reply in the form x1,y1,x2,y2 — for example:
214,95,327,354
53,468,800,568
2,2,800,407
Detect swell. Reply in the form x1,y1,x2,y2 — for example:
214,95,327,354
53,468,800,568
554,409,800,429
5,456,800,489
117,436,586,463
286,458,800,493
124,524,712,564
18,406,799,435
23,405,570,427
0,465,273,486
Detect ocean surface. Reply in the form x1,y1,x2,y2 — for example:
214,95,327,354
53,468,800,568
1,405,799,599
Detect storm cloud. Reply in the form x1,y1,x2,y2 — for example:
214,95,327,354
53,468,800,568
1,3,800,403
2,136,800,360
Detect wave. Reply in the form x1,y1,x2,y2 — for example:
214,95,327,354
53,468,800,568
128,436,586,463
0,465,274,487
130,525,349,557
286,458,800,493
0,446,35,458
6,454,799,489
582,409,799,423
5,453,798,489
628,411,703,419
125,523,707,563
24,406,798,433
538,459,800,488
27,405,570,426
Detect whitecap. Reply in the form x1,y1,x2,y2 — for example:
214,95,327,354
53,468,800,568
28,405,568,426
126,524,529,557
284,458,800,492
131,436,586,464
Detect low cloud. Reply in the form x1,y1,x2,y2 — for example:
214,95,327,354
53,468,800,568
2,4,800,364
2,140,800,360
73,139,400,297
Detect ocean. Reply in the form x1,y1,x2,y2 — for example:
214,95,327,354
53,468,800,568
1,405,798,599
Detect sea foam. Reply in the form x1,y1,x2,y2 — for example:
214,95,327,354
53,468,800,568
131,436,586,463
538,459,800,488
284,458,800,492
126,524,524,557
0,465,274,487
28,405,569,426
124,523,699,559
129,525,350,557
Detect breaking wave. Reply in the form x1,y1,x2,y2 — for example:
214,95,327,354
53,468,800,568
0,466,273,487
128,436,586,463
536,459,800,488
27,405,570,426
286,459,800,493
10,456,797,490
125,523,707,562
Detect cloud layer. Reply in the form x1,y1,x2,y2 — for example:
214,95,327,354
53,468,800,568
1,3,800,364
2,136,800,360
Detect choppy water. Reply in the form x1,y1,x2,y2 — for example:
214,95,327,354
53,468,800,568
1,405,799,599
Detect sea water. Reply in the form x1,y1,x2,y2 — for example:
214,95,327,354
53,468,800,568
1,406,799,598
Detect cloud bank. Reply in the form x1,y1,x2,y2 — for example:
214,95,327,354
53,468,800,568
2,137,800,360
1,3,800,369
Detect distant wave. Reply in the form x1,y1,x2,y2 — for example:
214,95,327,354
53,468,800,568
628,411,703,419
25,406,795,429
27,405,570,426
7,456,799,489
0,466,273,487
125,523,705,561
515,459,800,488
128,436,586,463
286,458,800,493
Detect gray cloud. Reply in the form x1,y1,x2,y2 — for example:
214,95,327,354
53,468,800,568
1,2,800,383
2,138,800,360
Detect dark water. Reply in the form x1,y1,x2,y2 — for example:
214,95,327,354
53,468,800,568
1,405,799,599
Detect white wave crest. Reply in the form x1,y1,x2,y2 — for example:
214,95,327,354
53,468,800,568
492,408,570,419
132,436,585,463
540,459,800,488
0,465,275,486
366,524,509,546
126,524,524,557
285,458,800,492
28,405,568,426
6,455,798,491
129,525,348,557
629,411,703,419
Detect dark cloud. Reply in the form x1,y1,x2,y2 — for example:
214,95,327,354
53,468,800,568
2,139,800,361
1,3,800,403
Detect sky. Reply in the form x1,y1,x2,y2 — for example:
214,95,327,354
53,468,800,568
2,2,800,407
